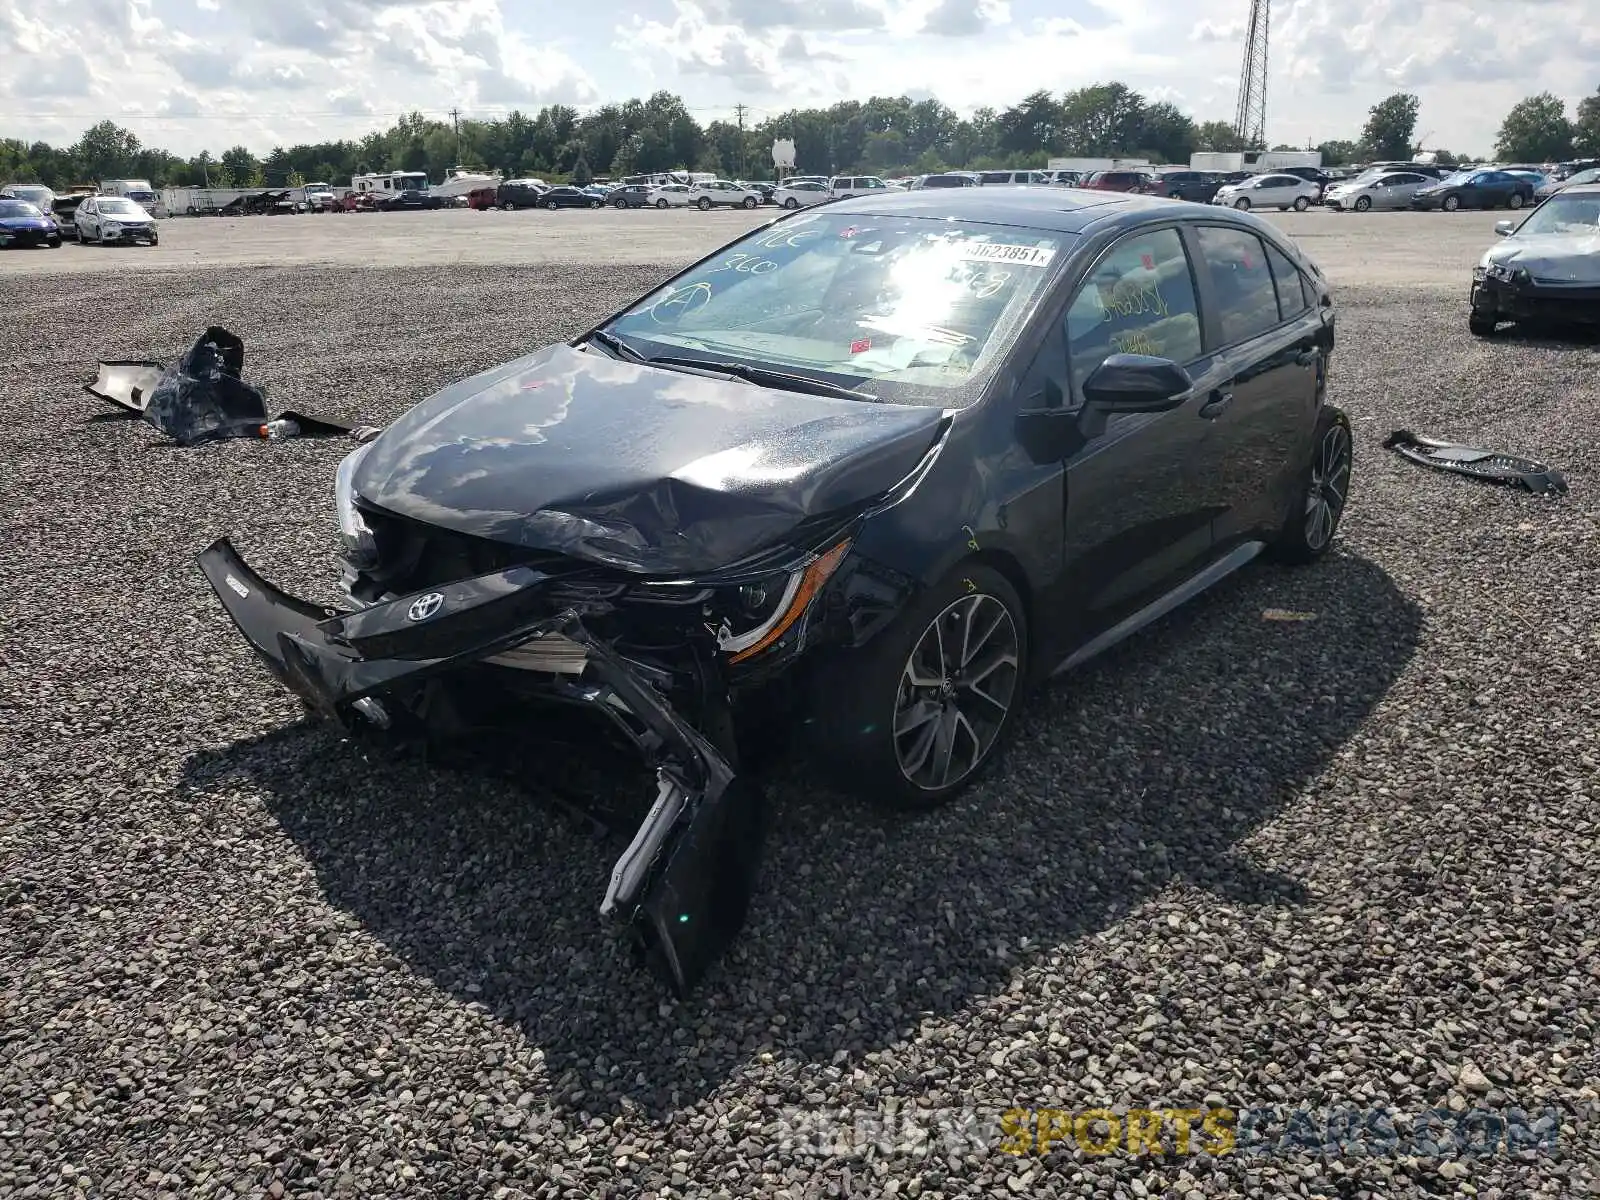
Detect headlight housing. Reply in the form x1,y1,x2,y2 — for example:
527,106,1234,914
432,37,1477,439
334,442,378,568
705,539,852,664
1486,262,1530,284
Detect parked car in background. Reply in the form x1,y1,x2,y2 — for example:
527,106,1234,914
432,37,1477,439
375,190,446,211
0,198,62,248
773,180,832,208
465,185,499,210
1470,183,1600,336
1549,159,1600,182
976,170,1050,186
688,180,763,209
74,195,159,244
648,183,693,208
1153,170,1224,203
609,184,655,208
496,179,547,209
1213,173,1320,211
828,175,897,198
50,191,93,238
538,186,603,209
1081,170,1158,194
912,173,978,188
1410,169,1536,212
1045,170,1084,186
194,186,1349,997
1323,170,1434,212
1,183,56,216
1534,165,1600,203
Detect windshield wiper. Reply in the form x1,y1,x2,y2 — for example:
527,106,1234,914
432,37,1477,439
645,355,880,403
582,328,645,362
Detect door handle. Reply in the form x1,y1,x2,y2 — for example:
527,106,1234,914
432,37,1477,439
1199,389,1234,419
1294,344,1320,366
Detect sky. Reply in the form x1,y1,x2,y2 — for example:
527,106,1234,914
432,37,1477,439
0,0,1596,159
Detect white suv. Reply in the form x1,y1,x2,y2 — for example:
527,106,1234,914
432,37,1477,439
827,175,894,198
686,180,762,209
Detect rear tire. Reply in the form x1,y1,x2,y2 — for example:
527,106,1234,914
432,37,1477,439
1508,192,1525,210
810,564,1029,810
1267,406,1352,565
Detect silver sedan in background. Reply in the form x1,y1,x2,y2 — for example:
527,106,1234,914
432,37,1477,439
1323,170,1435,212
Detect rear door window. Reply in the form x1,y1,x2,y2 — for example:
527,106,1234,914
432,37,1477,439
1195,225,1283,343
1063,227,1205,403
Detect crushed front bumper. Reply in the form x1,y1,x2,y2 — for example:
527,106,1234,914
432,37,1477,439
1471,272,1600,326
197,536,764,997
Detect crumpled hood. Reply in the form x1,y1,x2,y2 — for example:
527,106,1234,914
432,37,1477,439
1480,233,1600,283
353,343,948,575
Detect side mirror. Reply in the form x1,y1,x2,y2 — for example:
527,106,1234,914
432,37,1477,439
1494,219,1515,237
1082,354,1194,413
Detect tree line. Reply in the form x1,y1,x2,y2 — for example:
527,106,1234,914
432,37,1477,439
3,83,1598,192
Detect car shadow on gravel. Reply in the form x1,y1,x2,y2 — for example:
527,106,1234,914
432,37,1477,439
179,549,1420,1120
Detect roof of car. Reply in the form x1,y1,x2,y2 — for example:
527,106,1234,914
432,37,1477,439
1557,183,1600,195
820,185,1228,234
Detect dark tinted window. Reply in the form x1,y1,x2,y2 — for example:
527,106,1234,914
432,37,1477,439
1195,225,1282,343
1063,227,1204,403
1265,243,1308,318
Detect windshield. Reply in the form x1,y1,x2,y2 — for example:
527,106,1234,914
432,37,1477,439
5,186,50,206
0,199,43,218
603,211,1071,407
1513,193,1600,237
400,174,427,190
98,199,142,215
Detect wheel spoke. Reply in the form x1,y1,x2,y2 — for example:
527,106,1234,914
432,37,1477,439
932,707,959,788
895,698,942,737
900,720,938,776
961,605,1007,668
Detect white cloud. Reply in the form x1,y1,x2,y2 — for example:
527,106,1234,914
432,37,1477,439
0,0,1594,159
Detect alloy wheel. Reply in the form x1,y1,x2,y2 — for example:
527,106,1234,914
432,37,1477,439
1234,197,1250,209
893,593,1020,791
1305,422,1352,551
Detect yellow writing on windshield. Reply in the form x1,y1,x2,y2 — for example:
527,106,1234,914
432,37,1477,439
1099,279,1170,322
1110,329,1162,357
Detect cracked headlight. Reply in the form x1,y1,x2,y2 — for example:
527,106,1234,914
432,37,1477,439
334,442,378,568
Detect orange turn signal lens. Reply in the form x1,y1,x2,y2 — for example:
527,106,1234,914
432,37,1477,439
727,539,852,664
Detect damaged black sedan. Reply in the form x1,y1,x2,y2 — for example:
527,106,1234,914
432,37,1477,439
199,188,1351,995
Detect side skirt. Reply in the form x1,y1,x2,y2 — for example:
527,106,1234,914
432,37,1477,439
1050,540,1265,678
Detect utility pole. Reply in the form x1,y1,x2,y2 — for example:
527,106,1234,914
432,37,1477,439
449,107,461,163
734,103,748,180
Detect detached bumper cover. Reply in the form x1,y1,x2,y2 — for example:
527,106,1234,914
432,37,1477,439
197,536,763,996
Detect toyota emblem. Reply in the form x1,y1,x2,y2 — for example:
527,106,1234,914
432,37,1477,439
407,592,445,622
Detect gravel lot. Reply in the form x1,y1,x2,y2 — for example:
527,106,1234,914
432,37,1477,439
2,210,1598,1199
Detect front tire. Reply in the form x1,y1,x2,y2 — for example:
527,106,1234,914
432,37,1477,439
1469,312,1499,337
656,198,669,208
783,197,799,209
1354,195,1372,212
613,197,627,208
742,196,757,208
1267,406,1352,565
589,199,601,208
697,197,712,211
1442,194,1461,212
1234,197,1251,210
813,564,1028,810
544,199,558,210
1293,196,1310,211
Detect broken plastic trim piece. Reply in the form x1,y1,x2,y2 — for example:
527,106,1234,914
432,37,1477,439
1382,430,1569,496
194,536,763,998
